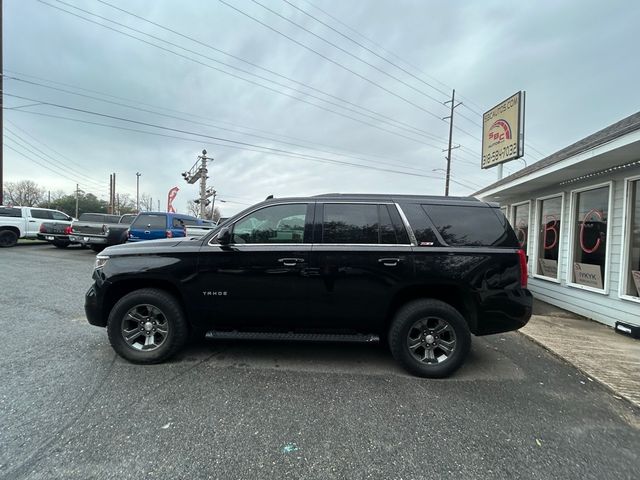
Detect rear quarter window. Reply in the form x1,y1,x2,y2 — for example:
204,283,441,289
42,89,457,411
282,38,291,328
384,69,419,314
132,214,167,229
423,204,518,247
0,207,23,218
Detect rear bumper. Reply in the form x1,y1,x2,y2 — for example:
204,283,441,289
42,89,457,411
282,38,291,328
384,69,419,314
37,233,70,242
70,234,108,245
474,288,533,336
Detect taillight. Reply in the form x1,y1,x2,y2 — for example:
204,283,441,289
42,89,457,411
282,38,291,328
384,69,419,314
64,226,72,235
166,230,173,238
518,249,528,288
39,224,46,233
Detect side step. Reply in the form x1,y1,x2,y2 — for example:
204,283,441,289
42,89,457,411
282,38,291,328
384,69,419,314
205,330,379,343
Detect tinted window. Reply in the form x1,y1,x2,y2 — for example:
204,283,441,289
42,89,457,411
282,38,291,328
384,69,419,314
132,214,167,229
399,203,438,246
31,209,53,220
379,205,398,244
104,215,121,223
181,218,200,226
233,204,307,244
172,217,185,228
119,214,136,224
424,204,517,247
0,207,22,218
51,211,70,221
79,213,103,222
322,204,378,244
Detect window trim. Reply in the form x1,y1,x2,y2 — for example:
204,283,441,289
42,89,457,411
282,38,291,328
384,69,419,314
618,174,640,303
532,192,565,283
565,181,613,295
511,200,532,276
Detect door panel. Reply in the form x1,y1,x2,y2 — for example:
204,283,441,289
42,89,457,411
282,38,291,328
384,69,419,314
307,245,414,331
195,244,312,330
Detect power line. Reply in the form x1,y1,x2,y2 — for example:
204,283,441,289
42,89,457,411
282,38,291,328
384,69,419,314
218,0,449,123
254,0,448,108
39,0,446,149
3,127,109,192
93,0,444,145
5,69,444,169
3,139,108,196
4,75,436,174
5,118,111,186
3,96,447,180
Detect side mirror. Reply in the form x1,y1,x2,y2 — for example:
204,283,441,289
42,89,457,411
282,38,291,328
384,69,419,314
217,227,231,245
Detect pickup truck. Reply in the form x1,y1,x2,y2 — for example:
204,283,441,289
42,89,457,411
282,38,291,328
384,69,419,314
70,213,136,252
0,206,73,247
37,221,74,248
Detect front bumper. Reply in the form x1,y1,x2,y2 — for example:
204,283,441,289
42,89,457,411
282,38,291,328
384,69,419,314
85,283,107,327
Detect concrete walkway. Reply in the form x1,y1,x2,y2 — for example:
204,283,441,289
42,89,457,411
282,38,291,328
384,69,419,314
520,300,640,408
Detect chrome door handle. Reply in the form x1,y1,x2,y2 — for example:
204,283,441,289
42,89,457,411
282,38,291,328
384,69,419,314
378,257,401,267
278,257,304,267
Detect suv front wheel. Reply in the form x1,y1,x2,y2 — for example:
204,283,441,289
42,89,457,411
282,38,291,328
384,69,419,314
107,288,189,364
389,299,471,378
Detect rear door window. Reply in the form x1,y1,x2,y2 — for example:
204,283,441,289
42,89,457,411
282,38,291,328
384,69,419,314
423,204,518,247
321,203,380,244
132,214,167,230
30,209,53,220
51,211,70,221
398,203,439,246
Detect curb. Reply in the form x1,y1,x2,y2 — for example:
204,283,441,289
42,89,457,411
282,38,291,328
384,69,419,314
517,330,640,411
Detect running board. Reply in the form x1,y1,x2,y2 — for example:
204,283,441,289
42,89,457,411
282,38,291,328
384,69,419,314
205,330,379,343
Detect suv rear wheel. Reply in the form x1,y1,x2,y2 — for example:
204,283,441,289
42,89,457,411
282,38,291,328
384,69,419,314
107,288,189,364
389,299,471,378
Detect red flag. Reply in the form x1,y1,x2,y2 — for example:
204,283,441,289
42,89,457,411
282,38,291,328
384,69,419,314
167,186,179,213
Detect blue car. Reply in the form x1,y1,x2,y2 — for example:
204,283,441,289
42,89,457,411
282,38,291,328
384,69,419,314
127,212,204,242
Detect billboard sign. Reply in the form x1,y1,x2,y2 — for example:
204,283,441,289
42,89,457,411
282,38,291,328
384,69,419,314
482,91,524,169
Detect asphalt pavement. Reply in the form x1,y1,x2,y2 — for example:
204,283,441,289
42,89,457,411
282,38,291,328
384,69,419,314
0,243,638,479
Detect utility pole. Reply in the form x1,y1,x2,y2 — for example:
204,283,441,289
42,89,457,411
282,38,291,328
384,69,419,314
0,0,4,206
210,189,217,220
116,193,120,215
181,149,214,219
48,190,51,208
443,89,462,196
157,199,160,211
136,172,141,212
75,184,80,218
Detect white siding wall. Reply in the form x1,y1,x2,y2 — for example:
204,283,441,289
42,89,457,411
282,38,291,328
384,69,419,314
501,167,640,327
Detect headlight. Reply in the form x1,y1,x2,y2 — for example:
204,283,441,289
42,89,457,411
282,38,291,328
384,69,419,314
95,255,109,269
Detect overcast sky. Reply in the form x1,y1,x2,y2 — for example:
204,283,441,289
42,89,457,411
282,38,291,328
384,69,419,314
4,0,640,216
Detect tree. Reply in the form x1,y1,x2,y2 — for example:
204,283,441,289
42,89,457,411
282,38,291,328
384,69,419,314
186,200,221,220
50,192,108,217
140,193,154,212
3,180,45,206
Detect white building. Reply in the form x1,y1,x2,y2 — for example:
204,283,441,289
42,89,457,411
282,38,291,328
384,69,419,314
475,112,640,329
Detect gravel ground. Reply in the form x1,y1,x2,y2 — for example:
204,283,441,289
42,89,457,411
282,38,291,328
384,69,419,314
0,243,638,479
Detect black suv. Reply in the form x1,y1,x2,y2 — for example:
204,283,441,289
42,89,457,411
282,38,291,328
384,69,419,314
85,194,532,377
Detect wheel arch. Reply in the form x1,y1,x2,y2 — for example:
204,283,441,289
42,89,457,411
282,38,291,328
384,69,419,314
102,279,191,329
385,284,478,335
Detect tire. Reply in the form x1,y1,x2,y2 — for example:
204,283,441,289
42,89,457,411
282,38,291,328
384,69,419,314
0,229,19,248
107,288,189,364
53,239,70,249
90,244,105,253
388,299,471,378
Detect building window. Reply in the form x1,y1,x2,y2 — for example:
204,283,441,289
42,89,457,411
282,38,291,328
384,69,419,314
569,185,610,291
512,202,530,254
622,178,640,298
536,195,562,279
